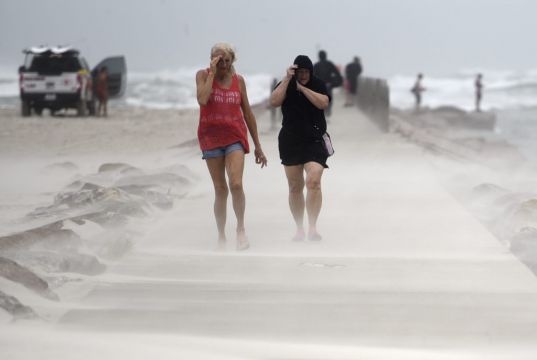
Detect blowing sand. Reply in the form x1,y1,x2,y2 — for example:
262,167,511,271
2,99,537,359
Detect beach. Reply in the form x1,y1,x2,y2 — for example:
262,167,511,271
2,96,537,359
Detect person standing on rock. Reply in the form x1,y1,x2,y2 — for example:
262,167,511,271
475,73,483,112
411,73,425,111
270,55,330,242
196,42,267,251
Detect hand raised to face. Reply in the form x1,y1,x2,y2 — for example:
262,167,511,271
209,55,221,74
286,65,298,80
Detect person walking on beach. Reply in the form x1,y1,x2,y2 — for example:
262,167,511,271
344,56,363,107
196,43,267,251
411,73,425,111
270,55,330,241
95,66,109,117
313,50,342,118
475,73,483,112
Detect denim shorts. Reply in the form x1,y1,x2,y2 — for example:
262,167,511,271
202,142,244,159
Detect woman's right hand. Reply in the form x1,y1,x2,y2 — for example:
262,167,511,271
286,65,297,80
209,55,221,75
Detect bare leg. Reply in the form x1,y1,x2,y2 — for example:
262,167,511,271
304,162,324,240
345,89,355,106
206,156,228,247
225,150,249,250
284,165,305,240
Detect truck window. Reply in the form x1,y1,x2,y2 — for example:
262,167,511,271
28,54,82,75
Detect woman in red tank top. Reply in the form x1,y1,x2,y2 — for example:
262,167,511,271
196,43,267,251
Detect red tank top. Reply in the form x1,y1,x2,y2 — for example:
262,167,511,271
197,73,250,153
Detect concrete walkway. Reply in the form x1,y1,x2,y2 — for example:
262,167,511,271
54,98,537,358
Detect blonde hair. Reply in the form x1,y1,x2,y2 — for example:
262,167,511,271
210,42,237,75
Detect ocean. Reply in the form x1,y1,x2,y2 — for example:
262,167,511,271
0,66,272,110
1,66,537,161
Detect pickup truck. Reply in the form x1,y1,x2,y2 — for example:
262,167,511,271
19,46,126,117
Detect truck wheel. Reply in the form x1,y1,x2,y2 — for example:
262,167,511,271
77,100,87,117
21,101,31,117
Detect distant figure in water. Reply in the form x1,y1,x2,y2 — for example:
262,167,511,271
95,66,109,117
270,55,330,242
195,42,267,251
313,50,342,118
344,56,363,107
411,73,425,111
475,73,483,112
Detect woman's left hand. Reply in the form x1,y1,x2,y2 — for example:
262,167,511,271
254,148,268,168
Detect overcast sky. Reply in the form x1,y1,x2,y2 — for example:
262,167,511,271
1,0,536,77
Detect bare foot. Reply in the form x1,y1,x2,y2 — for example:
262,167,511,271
308,229,322,241
216,235,226,251
236,229,249,251
217,240,226,251
292,228,306,241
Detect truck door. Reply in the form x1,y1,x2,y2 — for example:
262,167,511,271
92,56,127,99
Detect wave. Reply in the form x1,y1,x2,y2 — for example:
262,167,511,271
0,66,272,109
389,68,537,111
3,65,537,111
123,68,272,109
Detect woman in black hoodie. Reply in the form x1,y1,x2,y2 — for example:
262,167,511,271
270,55,330,242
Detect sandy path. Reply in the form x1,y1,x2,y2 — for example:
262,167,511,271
2,100,537,359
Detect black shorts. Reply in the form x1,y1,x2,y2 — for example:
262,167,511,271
278,129,328,168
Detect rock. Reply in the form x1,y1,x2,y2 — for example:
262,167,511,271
53,183,124,208
118,185,174,210
115,172,190,188
6,251,106,276
512,199,537,230
0,290,38,320
70,211,130,229
511,227,537,275
0,257,59,301
42,161,78,172
471,183,509,198
431,105,467,116
91,231,133,259
0,221,82,252
98,163,143,175
28,183,149,227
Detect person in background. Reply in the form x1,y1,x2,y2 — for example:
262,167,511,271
270,55,330,242
411,73,425,111
344,56,363,107
475,73,483,112
196,42,267,251
95,66,109,117
313,50,342,118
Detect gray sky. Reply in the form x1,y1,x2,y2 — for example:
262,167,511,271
1,0,536,77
